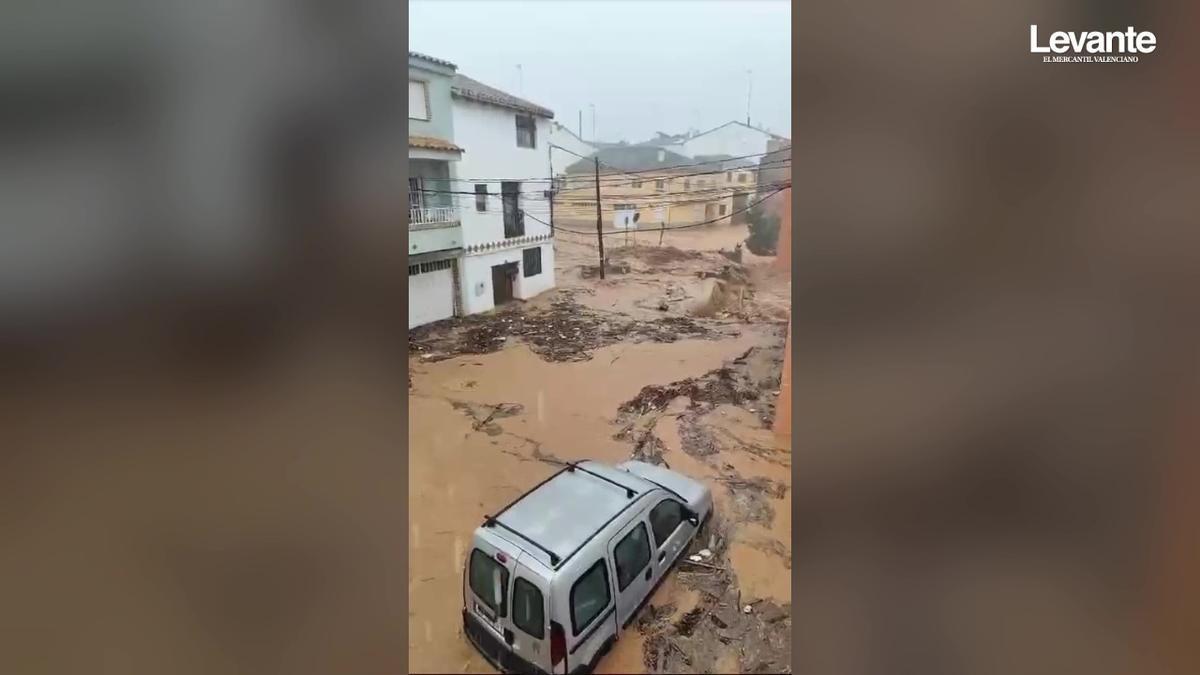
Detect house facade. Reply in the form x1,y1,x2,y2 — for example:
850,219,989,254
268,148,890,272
556,146,757,228
408,52,465,328
681,121,787,160
548,122,596,177
451,74,556,315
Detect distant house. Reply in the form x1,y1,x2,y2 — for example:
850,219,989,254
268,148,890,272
451,73,556,315
680,121,788,161
635,131,690,157
548,123,596,181
408,52,465,329
557,145,757,227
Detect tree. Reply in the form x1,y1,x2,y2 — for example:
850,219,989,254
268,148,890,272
744,202,780,256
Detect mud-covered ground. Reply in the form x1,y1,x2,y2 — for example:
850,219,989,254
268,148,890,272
409,224,791,673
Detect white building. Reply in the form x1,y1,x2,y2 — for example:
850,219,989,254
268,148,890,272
681,121,788,161
548,122,596,178
408,52,464,329
451,74,556,315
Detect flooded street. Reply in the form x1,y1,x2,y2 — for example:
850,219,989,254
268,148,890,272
409,223,791,673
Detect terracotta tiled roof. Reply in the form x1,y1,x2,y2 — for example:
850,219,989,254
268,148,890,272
452,74,554,119
409,135,463,152
409,51,456,68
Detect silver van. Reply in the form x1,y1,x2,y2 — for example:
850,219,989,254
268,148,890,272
462,459,713,675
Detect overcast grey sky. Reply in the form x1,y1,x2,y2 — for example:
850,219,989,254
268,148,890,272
409,0,790,143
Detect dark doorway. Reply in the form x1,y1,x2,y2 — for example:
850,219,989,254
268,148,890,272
491,262,517,306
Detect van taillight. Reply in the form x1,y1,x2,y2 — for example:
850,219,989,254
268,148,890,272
550,621,566,670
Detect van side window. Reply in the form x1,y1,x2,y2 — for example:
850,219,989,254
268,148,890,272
649,499,684,548
570,559,612,635
613,523,651,591
469,549,509,617
512,578,545,639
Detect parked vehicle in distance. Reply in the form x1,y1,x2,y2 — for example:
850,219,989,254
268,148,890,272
462,459,714,675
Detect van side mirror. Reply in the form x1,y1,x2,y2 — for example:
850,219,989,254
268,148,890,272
683,508,700,526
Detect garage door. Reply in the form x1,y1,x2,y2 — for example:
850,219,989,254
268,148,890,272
408,260,455,328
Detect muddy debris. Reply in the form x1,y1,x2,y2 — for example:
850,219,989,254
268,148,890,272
409,296,720,363
676,413,720,457
611,245,706,267
617,366,760,418
448,400,525,436
636,514,791,673
579,261,632,278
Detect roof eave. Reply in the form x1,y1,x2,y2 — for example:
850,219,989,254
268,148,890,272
451,91,553,119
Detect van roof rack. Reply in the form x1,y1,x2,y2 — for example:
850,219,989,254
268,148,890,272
566,461,637,498
482,515,561,566
478,459,650,570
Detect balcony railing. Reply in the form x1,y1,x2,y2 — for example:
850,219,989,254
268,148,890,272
409,205,460,227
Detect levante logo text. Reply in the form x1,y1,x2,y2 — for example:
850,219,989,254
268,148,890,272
1030,25,1155,62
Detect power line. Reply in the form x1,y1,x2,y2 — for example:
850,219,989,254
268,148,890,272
528,184,789,238
412,176,791,203
416,158,791,196
584,146,790,176
438,145,790,185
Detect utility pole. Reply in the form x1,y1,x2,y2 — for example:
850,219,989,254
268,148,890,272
547,143,554,235
746,69,753,126
594,156,605,279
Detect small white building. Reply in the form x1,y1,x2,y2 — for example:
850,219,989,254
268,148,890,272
680,121,788,160
451,74,556,315
548,122,596,179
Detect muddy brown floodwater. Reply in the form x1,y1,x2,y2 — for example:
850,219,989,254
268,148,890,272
409,223,791,674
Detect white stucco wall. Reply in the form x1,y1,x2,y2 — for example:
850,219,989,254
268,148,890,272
450,95,556,314
451,98,553,246
460,243,556,315
549,123,596,172
683,123,779,160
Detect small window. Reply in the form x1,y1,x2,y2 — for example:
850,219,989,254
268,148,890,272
512,578,545,639
469,549,510,617
408,80,429,120
649,500,683,548
737,173,747,183
613,523,651,591
725,171,732,182
655,180,664,191
516,115,536,148
684,179,690,190
632,180,642,189
719,204,727,216
523,247,542,277
475,184,488,212
570,559,611,635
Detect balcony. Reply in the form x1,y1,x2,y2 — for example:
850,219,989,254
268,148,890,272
410,205,460,228
408,205,462,256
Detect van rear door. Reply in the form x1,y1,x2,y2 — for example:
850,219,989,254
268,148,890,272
508,555,552,673
464,534,518,654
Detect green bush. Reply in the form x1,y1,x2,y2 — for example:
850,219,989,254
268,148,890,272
745,204,780,256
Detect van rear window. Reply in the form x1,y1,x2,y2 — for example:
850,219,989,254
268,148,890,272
469,549,509,617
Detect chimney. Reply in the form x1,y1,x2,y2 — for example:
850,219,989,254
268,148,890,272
657,149,665,162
